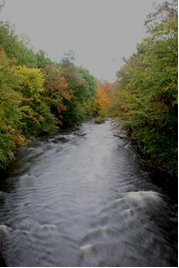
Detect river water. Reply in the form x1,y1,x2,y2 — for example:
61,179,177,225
0,120,177,266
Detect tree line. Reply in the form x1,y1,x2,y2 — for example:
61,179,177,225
0,0,177,178
110,0,178,176
0,22,97,170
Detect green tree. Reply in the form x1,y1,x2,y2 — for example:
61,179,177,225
112,0,178,175
42,64,71,126
0,49,23,168
35,50,52,68
0,22,37,67
59,54,97,126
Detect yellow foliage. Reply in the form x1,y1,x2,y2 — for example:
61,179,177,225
17,66,44,94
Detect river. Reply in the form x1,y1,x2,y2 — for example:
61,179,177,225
0,120,177,266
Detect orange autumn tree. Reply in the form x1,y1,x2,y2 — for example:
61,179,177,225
93,81,113,118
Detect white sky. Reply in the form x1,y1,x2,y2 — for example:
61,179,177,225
1,0,164,81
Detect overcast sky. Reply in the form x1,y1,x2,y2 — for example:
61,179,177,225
1,0,164,81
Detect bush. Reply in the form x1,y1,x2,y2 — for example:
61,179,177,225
94,116,105,124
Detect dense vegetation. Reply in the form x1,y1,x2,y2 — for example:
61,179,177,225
0,0,177,178
93,81,113,123
0,22,97,170
111,0,178,176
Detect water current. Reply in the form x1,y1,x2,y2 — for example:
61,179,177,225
0,120,177,266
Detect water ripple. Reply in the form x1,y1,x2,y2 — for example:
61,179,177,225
0,120,177,266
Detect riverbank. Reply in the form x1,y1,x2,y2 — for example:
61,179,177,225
111,118,178,203
138,152,178,203
1,118,177,204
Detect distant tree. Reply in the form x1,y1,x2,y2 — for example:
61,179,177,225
76,67,97,100
0,0,5,12
60,50,75,68
42,64,71,125
59,56,97,126
145,0,177,29
93,81,113,117
35,50,52,68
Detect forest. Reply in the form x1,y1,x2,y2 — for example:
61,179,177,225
0,21,99,170
110,0,178,177
0,0,178,178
